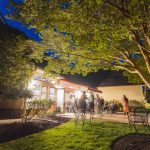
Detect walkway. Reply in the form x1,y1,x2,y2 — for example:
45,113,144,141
58,112,150,124
57,113,129,123
1,112,150,124
0,119,22,124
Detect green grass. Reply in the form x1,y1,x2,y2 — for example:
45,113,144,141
0,120,148,150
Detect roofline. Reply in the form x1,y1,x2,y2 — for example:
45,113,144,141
97,84,144,88
60,79,102,93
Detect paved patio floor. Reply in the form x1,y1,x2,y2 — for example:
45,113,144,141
0,112,150,124
58,112,130,123
58,112,150,124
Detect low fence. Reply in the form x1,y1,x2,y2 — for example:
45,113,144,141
0,99,24,119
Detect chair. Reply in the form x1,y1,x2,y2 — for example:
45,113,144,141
128,108,150,132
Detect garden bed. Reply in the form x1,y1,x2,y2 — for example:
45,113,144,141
111,133,150,150
0,116,70,143
0,119,149,150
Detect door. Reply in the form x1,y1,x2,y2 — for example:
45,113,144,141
57,88,65,112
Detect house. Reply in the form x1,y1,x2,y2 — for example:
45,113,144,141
97,85,149,102
57,79,101,112
28,68,102,112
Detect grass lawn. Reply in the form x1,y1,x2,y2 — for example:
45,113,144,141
0,120,147,150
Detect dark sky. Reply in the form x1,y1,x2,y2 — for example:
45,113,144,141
0,1,130,88
0,0,41,41
63,70,130,88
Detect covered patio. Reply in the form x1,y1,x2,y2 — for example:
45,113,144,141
57,79,102,112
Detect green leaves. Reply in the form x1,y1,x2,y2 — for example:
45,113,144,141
8,0,150,87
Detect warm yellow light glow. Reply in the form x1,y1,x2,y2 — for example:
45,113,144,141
74,91,82,99
57,89,64,110
51,80,56,84
28,81,33,89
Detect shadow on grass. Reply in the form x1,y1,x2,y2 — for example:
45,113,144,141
0,117,70,143
0,119,148,150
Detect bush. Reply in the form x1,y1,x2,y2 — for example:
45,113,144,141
129,100,145,109
0,85,33,100
114,100,123,112
22,99,55,122
106,100,123,112
27,99,54,109
104,100,122,113
54,106,61,113
19,89,33,99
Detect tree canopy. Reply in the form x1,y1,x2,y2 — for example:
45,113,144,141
0,18,32,88
5,0,150,88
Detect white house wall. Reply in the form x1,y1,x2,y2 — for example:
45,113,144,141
97,85,145,101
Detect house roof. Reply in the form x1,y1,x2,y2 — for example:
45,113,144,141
59,79,102,93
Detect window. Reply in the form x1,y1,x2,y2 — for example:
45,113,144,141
146,89,150,103
50,88,55,100
41,87,47,99
33,75,42,80
32,84,41,96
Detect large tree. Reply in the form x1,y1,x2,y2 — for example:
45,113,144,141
0,17,32,88
0,8,99,89
11,0,150,87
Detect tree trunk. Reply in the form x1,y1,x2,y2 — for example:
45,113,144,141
138,46,150,74
22,98,27,123
136,70,150,88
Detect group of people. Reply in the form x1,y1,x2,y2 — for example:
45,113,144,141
69,91,105,117
69,92,130,116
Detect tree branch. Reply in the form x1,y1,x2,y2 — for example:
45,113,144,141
131,30,150,74
115,65,137,73
116,47,136,67
108,56,128,63
142,24,150,47
106,0,132,18
55,51,101,61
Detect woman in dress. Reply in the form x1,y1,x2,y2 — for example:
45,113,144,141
122,95,129,115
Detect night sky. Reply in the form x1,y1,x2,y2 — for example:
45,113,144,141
0,0,41,41
0,0,129,87
63,70,129,88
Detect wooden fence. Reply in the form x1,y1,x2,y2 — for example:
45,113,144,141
0,99,24,119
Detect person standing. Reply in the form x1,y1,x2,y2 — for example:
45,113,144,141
79,91,87,113
71,94,78,112
89,92,95,113
96,94,101,118
122,95,129,115
100,96,104,114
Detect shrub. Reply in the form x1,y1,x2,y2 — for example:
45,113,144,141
19,89,33,99
114,100,123,112
47,106,61,119
129,100,145,109
54,106,61,113
22,99,55,122
0,85,33,100
27,99,54,109
106,100,123,112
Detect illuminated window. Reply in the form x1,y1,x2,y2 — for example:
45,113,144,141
57,89,64,110
33,75,42,80
50,88,55,100
41,86,47,99
32,84,41,96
